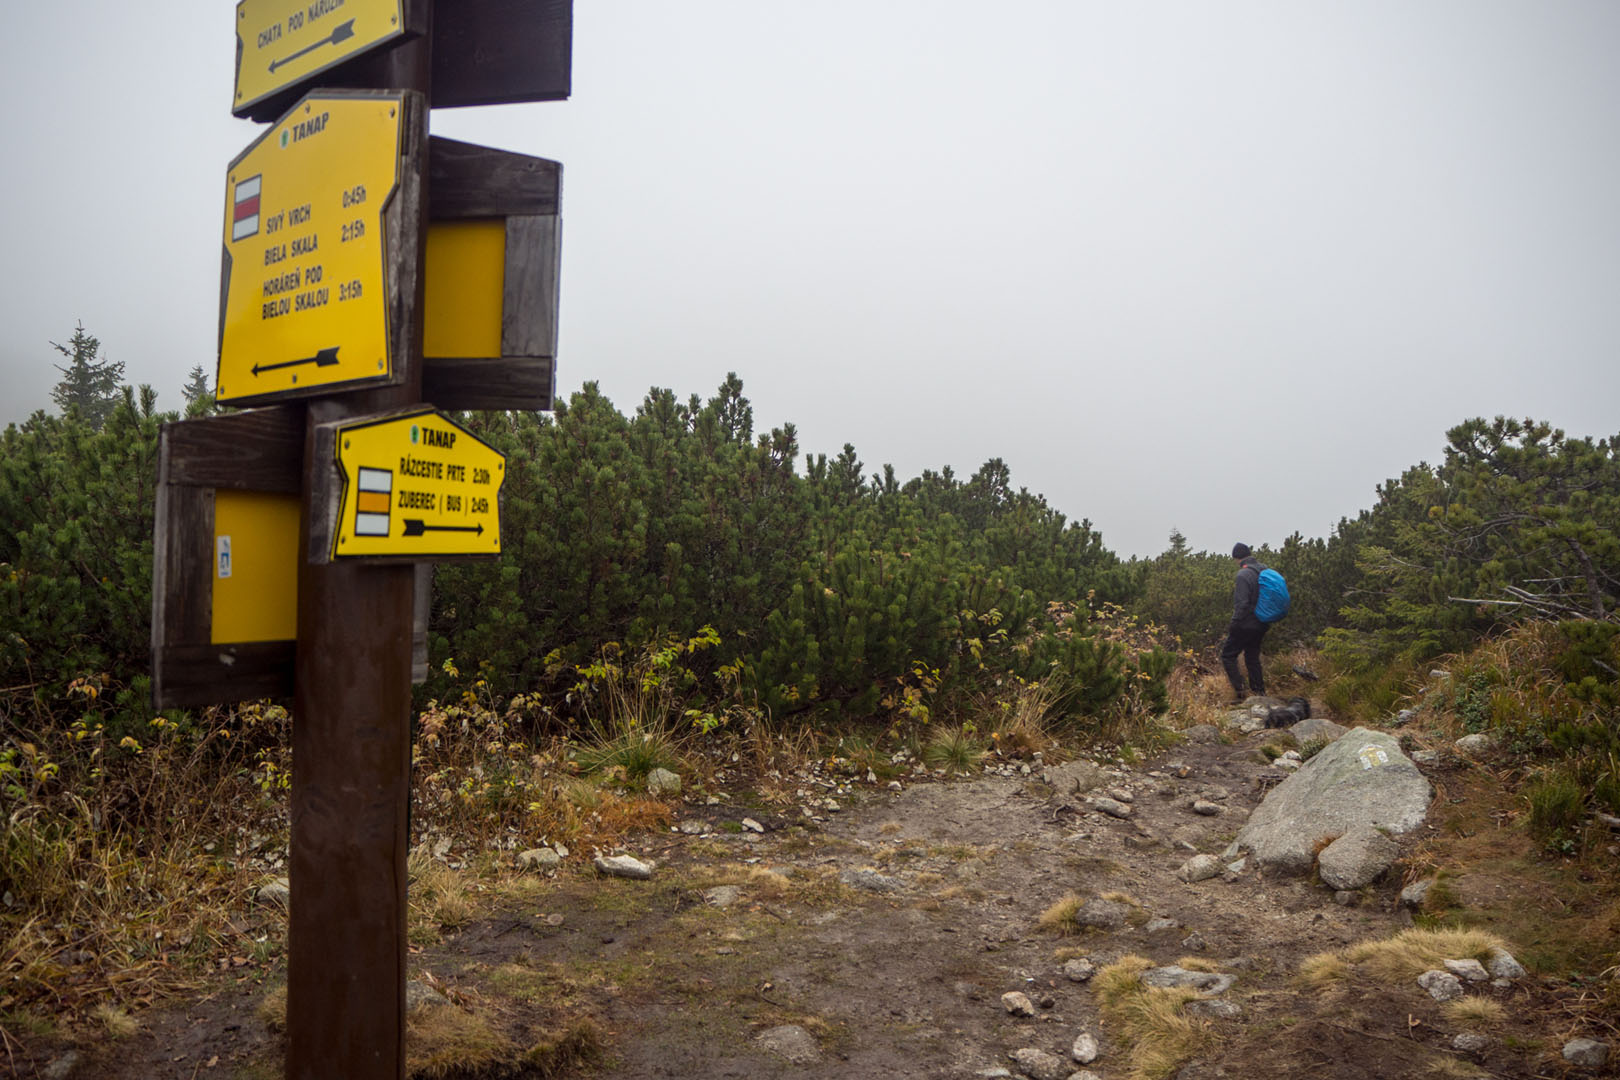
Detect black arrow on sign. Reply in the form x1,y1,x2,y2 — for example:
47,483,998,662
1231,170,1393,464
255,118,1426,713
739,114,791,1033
268,19,357,72
402,520,485,538
252,347,340,377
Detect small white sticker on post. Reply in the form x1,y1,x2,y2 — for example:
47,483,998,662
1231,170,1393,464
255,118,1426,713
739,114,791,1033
217,535,233,579
1357,744,1389,770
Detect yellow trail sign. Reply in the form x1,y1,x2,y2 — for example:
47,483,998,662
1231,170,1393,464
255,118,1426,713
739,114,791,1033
218,92,405,406
235,0,405,114
330,411,504,560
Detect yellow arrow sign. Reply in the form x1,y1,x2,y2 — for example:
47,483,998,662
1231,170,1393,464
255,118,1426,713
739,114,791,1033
235,0,405,114
333,411,504,559
218,93,404,405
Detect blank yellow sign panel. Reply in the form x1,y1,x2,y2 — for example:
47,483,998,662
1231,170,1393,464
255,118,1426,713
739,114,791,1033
423,220,506,359
212,490,301,644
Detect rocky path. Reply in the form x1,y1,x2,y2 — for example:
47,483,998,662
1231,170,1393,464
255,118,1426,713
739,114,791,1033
40,720,1572,1080
559,726,1426,1079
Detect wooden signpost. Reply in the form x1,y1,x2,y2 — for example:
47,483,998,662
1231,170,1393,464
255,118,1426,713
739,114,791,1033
153,5,570,1077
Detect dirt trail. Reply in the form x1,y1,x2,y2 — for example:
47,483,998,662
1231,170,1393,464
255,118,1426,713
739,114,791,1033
37,727,1560,1079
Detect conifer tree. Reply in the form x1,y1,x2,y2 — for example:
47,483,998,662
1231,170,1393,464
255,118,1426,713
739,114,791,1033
181,364,216,417
50,323,125,430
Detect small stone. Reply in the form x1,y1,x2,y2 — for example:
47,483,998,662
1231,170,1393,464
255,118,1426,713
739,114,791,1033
1181,931,1207,951
1443,958,1489,983
646,767,681,795
888,781,903,792
43,1051,82,1080
1177,854,1224,883
1333,890,1356,906
1062,958,1097,982
256,877,290,908
1563,1039,1609,1068
1008,1047,1069,1080
1075,898,1131,930
841,868,901,893
1145,917,1179,933
1001,990,1037,1017
593,854,653,879
1417,970,1464,1001
740,817,765,833
405,979,448,1010
823,799,841,813
703,885,741,908
1412,749,1440,765
517,848,561,872
1140,966,1235,995
975,1070,1013,1079
756,1024,821,1064
1486,946,1526,980
1071,1031,1099,1063
1430,669,1451,679
1190,800,1222,816
1452,1032,1490,1053
1185,998,1243,1020
1107,788,1134,803
1088,796,1133,819
677,819,708,835
1069,1072,1102,1080
1454,732,1494,755
1224,856,1247,874
1399,879,1433,909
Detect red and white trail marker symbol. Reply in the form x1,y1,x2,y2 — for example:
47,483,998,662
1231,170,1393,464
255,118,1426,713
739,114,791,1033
232,174,262,241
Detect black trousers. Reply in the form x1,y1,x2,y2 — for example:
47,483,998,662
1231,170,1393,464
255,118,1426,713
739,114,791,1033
1220,623,1269,695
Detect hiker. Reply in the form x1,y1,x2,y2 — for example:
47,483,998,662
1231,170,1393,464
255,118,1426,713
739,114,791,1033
1221,542,1270,703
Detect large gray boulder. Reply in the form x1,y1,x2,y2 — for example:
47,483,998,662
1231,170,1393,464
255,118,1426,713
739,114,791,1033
1228,728,1431,876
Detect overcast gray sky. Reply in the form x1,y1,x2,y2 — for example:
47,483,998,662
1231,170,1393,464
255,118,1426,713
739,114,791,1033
2,2,1617,558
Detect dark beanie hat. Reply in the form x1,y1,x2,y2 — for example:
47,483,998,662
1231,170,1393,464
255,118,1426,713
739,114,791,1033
1232,543,1251,559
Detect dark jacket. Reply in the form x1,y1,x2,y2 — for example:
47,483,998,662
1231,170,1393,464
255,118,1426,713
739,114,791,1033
1231,557,1269,630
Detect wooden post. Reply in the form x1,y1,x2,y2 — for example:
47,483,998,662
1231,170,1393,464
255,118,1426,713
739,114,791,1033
286,14,432,1080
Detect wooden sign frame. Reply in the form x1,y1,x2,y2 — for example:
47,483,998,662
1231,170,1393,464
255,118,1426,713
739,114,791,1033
424,137,562,411
151,407,431,708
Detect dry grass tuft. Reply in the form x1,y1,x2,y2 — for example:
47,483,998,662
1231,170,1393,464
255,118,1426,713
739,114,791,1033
1340,928,1507,984
90,1003,138,1037
1094,954,1213,1080
408,854,478,935
744,867,792,897
407,1004,514,1078
1423,1057,1489,1079
258,982,589,1080
1037,893,1082,935
1441,996,1506,1028
1298,952,1351,987
258,985,287,1033
521,1018,606,1078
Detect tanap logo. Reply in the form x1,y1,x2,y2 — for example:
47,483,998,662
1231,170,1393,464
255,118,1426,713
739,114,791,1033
410,425,420,444
280,130,290,149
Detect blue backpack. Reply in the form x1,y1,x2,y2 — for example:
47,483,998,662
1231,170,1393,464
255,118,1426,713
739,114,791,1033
1255,567,1291,623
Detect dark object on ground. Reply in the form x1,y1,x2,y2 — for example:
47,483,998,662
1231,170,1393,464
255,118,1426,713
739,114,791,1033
1264,697,1312,729
1291,665,1320,682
